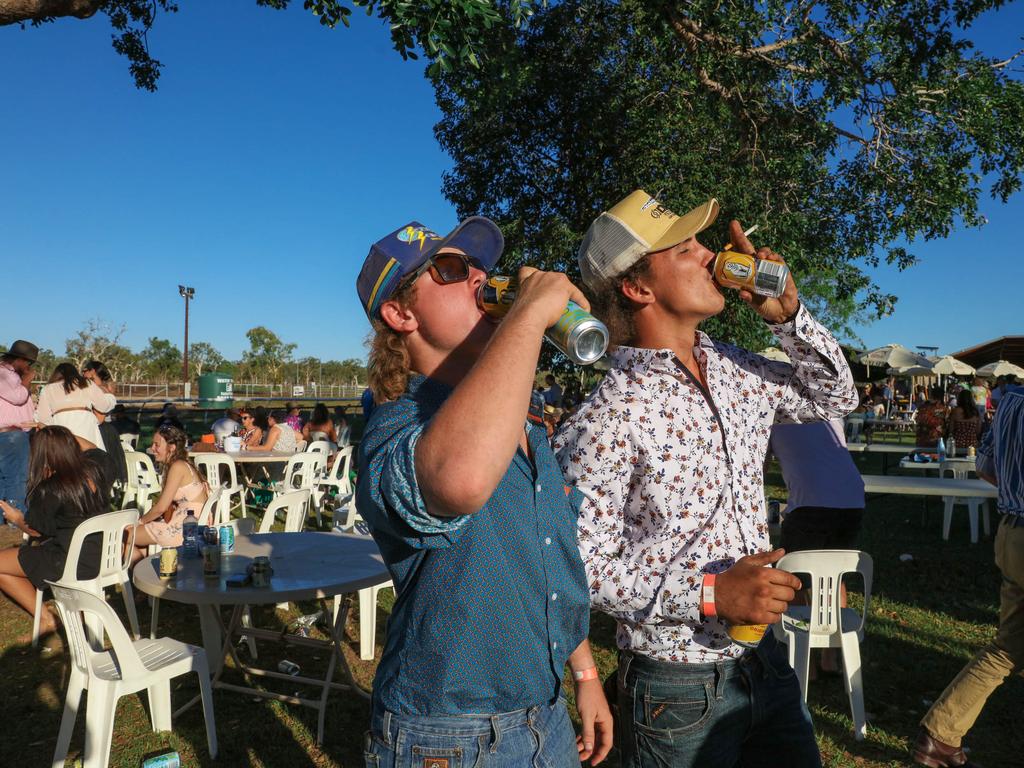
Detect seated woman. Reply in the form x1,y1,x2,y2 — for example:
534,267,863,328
302,403,337,447
0,426,109,641
130,425,208,563
36,362,116,449
915,385,949,448
238,407,263,449
947,389,982,451
248,409,299,453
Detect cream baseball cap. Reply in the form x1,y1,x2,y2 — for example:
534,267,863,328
578,190,719,290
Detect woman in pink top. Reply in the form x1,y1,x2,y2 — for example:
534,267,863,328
131,424,208,562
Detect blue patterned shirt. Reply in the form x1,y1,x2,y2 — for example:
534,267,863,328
977,387,1024,517
356,375,590,716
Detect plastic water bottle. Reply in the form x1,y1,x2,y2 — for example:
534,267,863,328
947,437,957,459
936,437,946,461
182,510,199,557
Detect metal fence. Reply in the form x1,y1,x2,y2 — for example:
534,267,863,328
87,382,367,403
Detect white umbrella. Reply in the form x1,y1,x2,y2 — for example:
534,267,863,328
887,364,934,377
758,347,791,363
929,355,975,376
975,360,1024,379
858,344,933,371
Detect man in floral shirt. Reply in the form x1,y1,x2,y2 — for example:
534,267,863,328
554,190,858,767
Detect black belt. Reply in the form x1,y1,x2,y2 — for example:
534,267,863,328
1002,515,1024,528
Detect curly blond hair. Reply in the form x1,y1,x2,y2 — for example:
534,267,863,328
366,280,419,404
587,254,652,348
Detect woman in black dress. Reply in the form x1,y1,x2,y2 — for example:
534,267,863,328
0,426,108,640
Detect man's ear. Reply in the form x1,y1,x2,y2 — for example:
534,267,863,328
379,298,419,333
620,273,655,306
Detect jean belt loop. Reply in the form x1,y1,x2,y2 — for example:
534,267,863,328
714,661,727,700
489,714,502,754
619,650,634,688
382,710,393,746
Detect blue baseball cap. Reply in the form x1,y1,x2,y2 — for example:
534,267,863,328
357,218,504,318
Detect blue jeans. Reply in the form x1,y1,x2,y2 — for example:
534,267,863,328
364,698,581,768
618,634,821,768
0,430,30,517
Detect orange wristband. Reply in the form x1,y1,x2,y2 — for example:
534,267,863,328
701,573,717,618
572,666,599,682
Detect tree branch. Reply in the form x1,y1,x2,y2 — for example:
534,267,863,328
0,0,102,26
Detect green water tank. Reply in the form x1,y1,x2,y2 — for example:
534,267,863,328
197,373,234,408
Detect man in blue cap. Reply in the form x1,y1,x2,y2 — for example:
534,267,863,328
355,218,612,766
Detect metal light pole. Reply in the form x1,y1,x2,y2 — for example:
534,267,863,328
179,285,195,400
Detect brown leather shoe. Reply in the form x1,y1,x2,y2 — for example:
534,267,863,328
911,729,983,768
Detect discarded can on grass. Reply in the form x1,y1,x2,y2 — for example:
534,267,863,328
141,751,180,768
278,659,300,676
477,275,609,365
158,548,178,580
219,524,235,555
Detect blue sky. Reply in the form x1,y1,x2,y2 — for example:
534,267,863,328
2,1,1022,365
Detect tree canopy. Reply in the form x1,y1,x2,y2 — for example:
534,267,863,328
433,0,1024,359
0,0,544,90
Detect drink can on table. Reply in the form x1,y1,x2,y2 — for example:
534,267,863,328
158,548,178,580
251,555,273,587
202,545,220,577
219,525,235,554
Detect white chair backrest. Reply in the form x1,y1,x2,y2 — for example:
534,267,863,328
940,459,970,480
335,493,371,535
324,446,354,494
306,440,334,457
48,581,146,680
119,433,140,451
198,488,223,527
258,489,311,533
60,508,140,589
283,453,324,491
193,454,240,490
336,424,351,448
776,550,873,636
124,450,160,512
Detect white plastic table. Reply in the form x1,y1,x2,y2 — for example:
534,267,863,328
861,474,997,498
133,531,390,744
898,457,976,474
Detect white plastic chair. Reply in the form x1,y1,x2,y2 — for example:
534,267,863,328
940,460,991,544
306,440,335,458
124,451,160,514
320,446,354,524
773,550,873,740
257,489,311,534
31,509,141,647
332,494,393,660
48,581,217,768
193,453,247,520
119,432,140,452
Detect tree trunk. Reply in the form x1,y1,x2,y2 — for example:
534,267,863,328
1,0,103,26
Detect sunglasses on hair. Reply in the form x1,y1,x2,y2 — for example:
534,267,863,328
405,252,481,288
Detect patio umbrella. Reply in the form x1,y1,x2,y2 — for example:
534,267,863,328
975,360,1024,379
758,347,791,363
887,364,934,377
929,355,975,376
857,344,933,372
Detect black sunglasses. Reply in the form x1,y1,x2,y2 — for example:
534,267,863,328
404,252,481,288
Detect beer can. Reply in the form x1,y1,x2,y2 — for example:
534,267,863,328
219,524,235,554
158,547,178,580
278,659,300,676
727,622,770,648
251,555,272,587
710,251,789,298
142,753,180,768
202,545,220,578
477,275,609,365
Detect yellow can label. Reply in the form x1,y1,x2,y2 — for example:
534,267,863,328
714,252,758,290
727,623,769,646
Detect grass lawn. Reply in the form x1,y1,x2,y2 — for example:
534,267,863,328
2,449,1021,767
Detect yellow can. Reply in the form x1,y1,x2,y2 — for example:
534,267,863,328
727,622,770,648
711,250,788,298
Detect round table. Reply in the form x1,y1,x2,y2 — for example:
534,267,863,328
133,531,390,744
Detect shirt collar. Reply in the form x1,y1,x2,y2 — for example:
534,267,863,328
609,332,715,375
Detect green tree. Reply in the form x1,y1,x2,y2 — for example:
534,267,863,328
188,341,227,379
64,319,128,370
241,326,296,383
139,337,182,382
1,0,544,90
433,0,1024,359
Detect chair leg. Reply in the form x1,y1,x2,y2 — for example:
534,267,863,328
121,578,141,640
195,659,219,759
840,631,867,740
359,587,376,661
241,606,258,659
150,597,160,640
32,589,43,648
51,672,84,768
147,678,173,732
790,631,812,702
968,502,980,544
942,498,954,541
82,689,118,768
983,500,991,537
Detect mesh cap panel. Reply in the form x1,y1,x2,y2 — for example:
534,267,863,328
578,214,649,290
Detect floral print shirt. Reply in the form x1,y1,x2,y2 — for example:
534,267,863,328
553,304,858,662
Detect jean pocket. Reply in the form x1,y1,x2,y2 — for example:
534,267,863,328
407,744,465,768
633,680,716,737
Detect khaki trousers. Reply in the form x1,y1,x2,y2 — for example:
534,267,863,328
921,517,1024,746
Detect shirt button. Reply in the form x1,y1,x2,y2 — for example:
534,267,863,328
551,592,558,601
535,483,542,493
552,642,558,650
544,537,552,546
